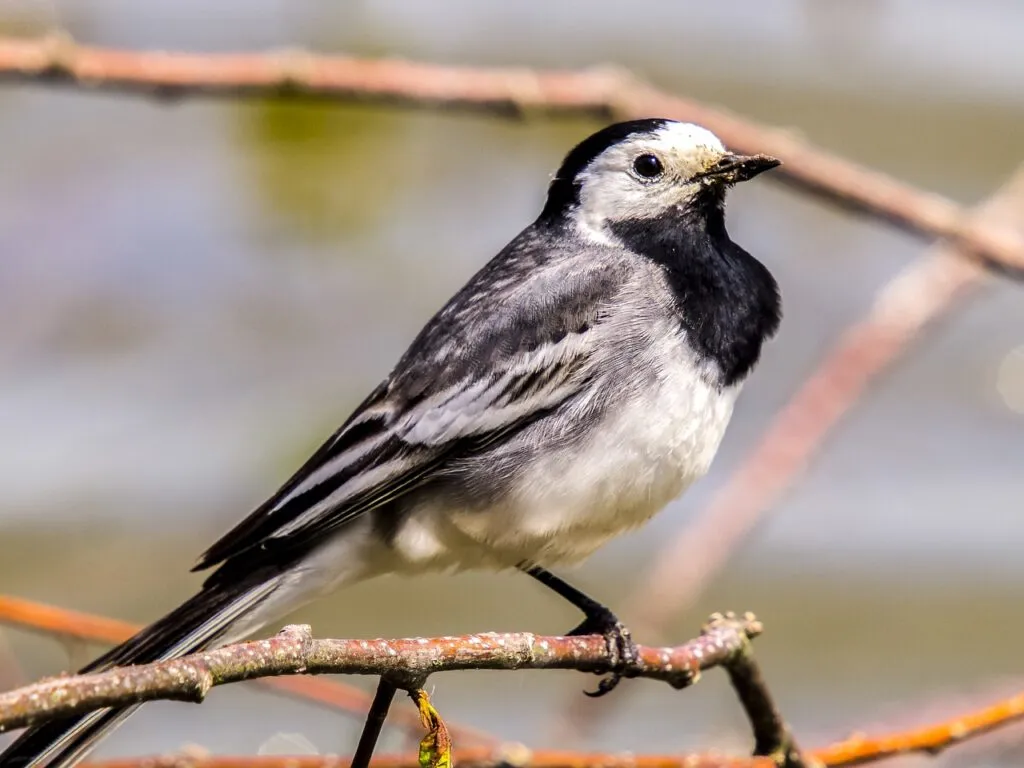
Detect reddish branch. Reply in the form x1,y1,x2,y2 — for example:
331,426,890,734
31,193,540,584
75,686,1024,768
0,617,763,733
0,596,137,646
815,690,1024,766
0,35,1022,275
0,601,802,765
83,752,775,768
0,596,493,745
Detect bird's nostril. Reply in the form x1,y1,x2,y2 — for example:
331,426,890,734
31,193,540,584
715,156,735,168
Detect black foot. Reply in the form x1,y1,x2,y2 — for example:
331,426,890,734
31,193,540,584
520,564,643,697
568,606,642,697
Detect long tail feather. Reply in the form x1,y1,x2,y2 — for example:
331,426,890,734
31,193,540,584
0,577,281,768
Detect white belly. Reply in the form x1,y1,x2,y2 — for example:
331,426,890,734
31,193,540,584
386,349,740,571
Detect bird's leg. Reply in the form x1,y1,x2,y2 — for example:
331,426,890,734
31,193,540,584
521,564,641,696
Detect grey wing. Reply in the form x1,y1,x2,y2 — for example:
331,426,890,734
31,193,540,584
195,241,626,574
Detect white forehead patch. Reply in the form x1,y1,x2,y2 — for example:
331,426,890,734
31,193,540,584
653,122,725,154
570,121,728,243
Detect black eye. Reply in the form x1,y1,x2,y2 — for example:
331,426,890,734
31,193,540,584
632,153,663,179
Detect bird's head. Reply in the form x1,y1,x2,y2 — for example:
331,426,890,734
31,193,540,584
540,119,780,242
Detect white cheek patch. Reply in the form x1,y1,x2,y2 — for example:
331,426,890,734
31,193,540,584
567,121,728,242
572,161,665,241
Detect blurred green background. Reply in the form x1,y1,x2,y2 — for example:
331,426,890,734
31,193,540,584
1,0,1023,763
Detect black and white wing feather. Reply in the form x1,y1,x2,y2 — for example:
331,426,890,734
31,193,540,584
196,232,626,577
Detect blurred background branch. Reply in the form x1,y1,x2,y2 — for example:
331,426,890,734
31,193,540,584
83,752,775,768
67,684,1024,768
0,36,1022,276
67,683,1024,768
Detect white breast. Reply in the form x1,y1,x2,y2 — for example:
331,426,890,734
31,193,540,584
488,347,737,565
387,333,740,572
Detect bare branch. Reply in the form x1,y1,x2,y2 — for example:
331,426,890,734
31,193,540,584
8,600,1021,766
351,678,399,768
0,617,761,733
76,683,1024,768
0,36,1022,275
718,615,810,768
0,595,137,647
83,752,774,768
814,690,1024,766
0,595,494,745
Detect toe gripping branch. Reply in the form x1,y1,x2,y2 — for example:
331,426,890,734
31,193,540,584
523,565,643,696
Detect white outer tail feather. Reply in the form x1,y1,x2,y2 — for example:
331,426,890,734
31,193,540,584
5,578,283,768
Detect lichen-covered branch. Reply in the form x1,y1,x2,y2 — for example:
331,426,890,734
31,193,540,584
719,618,809,768
0,596,494,745
6,604,1023,766
0,35,1022,275
0,617,760,733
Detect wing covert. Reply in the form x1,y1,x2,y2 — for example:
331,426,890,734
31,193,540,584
194,239,626,572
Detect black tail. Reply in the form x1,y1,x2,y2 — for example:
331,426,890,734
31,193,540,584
0,577,281,768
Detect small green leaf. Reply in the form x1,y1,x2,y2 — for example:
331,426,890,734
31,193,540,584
413,689,452,768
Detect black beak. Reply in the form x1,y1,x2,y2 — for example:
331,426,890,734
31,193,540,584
698,153,781,183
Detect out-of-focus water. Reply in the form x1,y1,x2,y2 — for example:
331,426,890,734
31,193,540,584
1,0,1023,762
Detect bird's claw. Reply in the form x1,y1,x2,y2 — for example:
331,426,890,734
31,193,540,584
568,608,641,697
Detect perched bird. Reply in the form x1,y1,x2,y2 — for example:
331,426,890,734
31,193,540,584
1,118,781,768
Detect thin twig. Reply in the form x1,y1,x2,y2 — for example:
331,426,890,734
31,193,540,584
0,36,1021,275
0,595,493,745
0,618,760,733
712,615,809,768
75,685,1024,768
82,752,774,768
0,596,137,647
813,690,1024,767
351,679,398,768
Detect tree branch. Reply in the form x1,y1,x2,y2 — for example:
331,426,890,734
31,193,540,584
719,618,809,768
0,595,137,647
0,595,494,745
0,616,761,733
83,752,775,768
813,690,1024,766
76,683,1024,768
0,35,1022,276
5,604,1024,765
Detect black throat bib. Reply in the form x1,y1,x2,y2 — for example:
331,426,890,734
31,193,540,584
609,202,781,387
